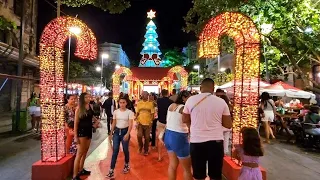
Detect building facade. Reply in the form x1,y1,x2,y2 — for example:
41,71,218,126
184,41,198,65
0,0,39,132
99,42,130,67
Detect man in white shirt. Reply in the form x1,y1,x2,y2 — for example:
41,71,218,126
183,78,232,180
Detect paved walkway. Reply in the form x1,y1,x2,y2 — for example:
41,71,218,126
0,120,109,180
83,133,320,180
85,129,194,180
260,141,320,180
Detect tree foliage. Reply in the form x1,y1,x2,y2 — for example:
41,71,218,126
61,0,130,13
162,48,186,67
67,60,115,89
0,16,17,31
0,16,21,56
184,0,320,92
65,61,87,79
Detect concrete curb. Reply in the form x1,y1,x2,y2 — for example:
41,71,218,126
0,131,34,146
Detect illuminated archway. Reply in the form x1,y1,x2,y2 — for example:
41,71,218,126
112,67,133,100
39,16,97,162
199,12,260,146
167,66,188,91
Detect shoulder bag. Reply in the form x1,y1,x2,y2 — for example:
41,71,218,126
190,94,211,113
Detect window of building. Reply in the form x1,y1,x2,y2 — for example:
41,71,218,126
14,0,23,17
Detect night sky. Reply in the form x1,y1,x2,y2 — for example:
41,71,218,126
37,0,196,64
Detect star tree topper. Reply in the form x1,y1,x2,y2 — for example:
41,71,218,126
147,10,156,19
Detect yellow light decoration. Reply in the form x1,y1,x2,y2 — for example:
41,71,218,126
112,67,133,100
167,66,188,90
39,16,97,162
198,12,260,156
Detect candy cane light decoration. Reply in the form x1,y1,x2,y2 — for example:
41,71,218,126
39,16,97,162
199,12,260,152
112,67,133,100
167,66,188,90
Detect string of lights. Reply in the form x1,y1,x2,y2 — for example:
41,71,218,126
112,67,133,100
39,16,97,162
167,66,188,91
198,12,261,163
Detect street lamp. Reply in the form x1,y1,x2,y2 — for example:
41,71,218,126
115,64,121,69
305,27,313,34
220,67,226,72
199,74,204,78
261,23,273,83
193,65,200,84
69,26,81,35
261,24,273,34
66,26,81,96
96,66,101,72
101,53,109,87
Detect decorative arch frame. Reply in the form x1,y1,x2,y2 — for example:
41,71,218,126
199,12,260,149
39,16,97,162
112,67,133,100
167,66,188,91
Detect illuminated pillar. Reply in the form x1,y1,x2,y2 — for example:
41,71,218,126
39,16,97,162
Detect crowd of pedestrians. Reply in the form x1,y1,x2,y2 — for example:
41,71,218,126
63,77,264,180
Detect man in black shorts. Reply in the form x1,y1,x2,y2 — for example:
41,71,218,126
183,78,232,180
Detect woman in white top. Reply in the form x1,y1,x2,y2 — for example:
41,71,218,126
164,90,192,180
260,92,276,144
106,97,134,179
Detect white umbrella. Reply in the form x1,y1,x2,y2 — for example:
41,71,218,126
261,81,315,99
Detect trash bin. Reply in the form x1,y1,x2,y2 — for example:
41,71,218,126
12,109,28,132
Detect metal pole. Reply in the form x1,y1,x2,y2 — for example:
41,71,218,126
57,0,61,17
15,0,26,132
101,57,104,87
66,35,71,96
197,67,200,84
263,37,270,82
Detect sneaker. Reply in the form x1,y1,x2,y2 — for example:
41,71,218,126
106,170,115,179
79,168,91,175
123,164,130,174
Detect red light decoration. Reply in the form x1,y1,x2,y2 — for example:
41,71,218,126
167,66,188,91
39,16,97,162
198,12,260,156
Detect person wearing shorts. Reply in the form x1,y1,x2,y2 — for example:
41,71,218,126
260,92,276,144
164,90,192,180
27,92,41,133
183,78,232,180
155,89,173,161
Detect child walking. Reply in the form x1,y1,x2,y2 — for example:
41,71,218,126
234,127,263,180
106,97,134,179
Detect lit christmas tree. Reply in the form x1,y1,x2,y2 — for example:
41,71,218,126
139,10,163,67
